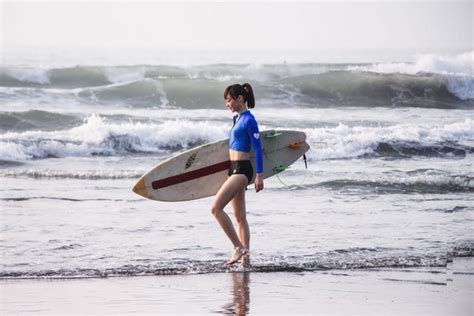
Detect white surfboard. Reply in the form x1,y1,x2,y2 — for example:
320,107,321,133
133,130,310,201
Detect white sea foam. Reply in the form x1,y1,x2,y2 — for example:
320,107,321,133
303,119,474,161
0,115,230,161
348,52,474,100
0,142,32,161
200,74,243,82
414,52,473,76
446,74,474,100
3,67,50,85
1,112,472,162
348,52,473,76
104,67,146,83
348,172,474,190
0,168,142,179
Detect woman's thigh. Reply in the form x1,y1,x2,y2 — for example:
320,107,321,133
231,188,246,222
212,175,248,211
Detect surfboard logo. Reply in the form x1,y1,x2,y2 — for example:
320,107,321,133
253,133,260,140
185,153,197,169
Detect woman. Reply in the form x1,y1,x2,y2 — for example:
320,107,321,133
211,83,264,266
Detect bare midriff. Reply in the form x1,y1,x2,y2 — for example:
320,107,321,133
229,149,250,161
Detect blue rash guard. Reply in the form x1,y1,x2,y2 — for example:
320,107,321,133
229,110,263,174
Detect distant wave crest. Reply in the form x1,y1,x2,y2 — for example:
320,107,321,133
348,52,474,101
1,52,472,109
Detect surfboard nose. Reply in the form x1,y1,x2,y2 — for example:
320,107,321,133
132,178,148,198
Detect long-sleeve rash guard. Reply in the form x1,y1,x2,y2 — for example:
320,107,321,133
229,110,263,174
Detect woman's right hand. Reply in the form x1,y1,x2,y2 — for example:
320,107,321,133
255,174,264,192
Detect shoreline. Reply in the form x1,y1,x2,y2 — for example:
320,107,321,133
1,257,472,315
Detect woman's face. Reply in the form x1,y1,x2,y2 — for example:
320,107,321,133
225,94,243,112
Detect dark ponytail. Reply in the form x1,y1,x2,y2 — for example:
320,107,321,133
242,83,255,108
224,83,255,108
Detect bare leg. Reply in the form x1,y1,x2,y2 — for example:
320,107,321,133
232,188,251,266
232,188,249,250
211,175,248,249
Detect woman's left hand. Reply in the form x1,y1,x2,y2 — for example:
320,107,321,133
255,174,264,192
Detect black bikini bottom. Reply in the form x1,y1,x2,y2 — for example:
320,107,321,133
228,160,253,184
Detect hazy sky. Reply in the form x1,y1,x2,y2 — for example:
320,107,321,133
1,0,473,62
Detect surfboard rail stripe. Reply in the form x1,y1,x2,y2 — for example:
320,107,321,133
151,160,231,190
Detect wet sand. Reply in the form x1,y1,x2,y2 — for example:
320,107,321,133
1,257,472,315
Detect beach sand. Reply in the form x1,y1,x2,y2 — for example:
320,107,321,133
1,257,472,315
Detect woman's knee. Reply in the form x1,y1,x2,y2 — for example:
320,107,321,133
210,204,222,217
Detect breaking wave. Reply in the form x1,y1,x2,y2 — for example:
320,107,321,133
1,52,472,109
0,114,229,161
348,52,474,101
305,118,474,161
0,114,472,162
0,249,461,279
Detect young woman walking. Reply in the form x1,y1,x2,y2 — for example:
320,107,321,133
210,83,264,266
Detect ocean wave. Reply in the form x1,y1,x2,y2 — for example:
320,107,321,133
304,119,474,161
0,114,229,161
1,58,472,109
0,67,50,85
0,115,472,162
348,52,472,75
0,66,111,88
1,196,125,202
347,52,474,101
314,174,474,194
76,79,169,107
373,142,470,158
287,71,471,108
0,110,82,132
0,252,452,279
0,64,315,88
453,240,474,257
0,169,142,179
268,168,474,194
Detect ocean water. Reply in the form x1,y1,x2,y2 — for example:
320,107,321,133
0,51,473,279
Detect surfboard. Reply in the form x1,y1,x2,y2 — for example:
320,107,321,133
132,130,310,201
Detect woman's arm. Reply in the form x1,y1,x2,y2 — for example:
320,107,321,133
247,118,264,192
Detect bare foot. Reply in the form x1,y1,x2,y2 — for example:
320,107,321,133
241,253,251,267
226,246,248,266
